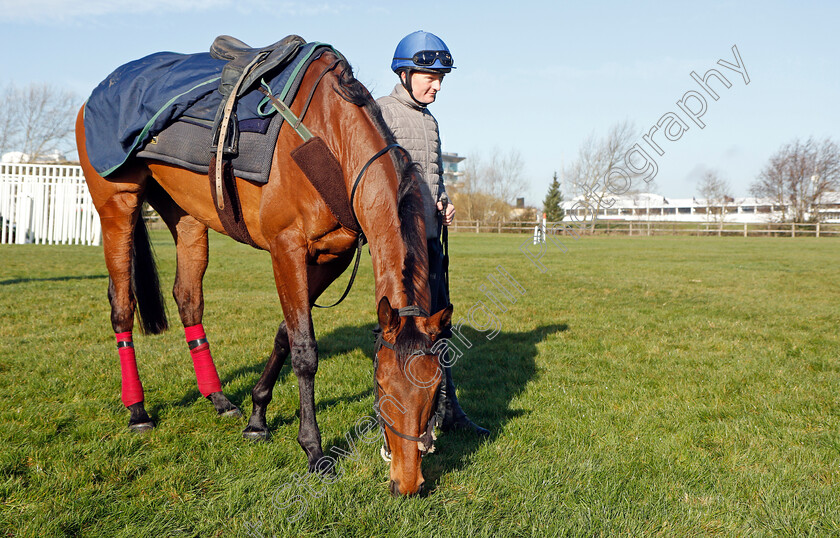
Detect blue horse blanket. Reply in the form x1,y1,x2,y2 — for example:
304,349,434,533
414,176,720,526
84,42,326,178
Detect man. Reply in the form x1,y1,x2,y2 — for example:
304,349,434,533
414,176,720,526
377,31,489,436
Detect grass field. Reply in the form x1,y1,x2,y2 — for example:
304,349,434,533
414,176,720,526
1,231,839,536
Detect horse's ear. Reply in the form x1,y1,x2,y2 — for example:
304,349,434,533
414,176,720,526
377,296,399,332
424,304,453,339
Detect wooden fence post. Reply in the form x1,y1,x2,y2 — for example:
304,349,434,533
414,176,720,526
744,223,748,237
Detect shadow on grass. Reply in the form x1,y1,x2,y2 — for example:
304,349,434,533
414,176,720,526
167,321,376,424
418,322,568,493
0,274,108,286
161,320,565,491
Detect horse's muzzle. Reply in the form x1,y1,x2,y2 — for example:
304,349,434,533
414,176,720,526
389,479,424,497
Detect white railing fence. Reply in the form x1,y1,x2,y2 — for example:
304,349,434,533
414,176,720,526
0,163,101,246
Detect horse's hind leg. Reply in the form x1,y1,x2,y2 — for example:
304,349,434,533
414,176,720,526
85,164,156,432
77,107,161,432
243,321,289,439
147,184,240,417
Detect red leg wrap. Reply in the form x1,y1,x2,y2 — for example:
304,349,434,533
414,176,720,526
185,324,221,397
115,331,144,407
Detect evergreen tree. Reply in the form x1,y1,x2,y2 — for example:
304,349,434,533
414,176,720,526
543,172,564,221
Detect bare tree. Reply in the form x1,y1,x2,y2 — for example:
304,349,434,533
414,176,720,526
449,148,528,225
697,169,733,224
482,148,528,205
0,85,15,156
0,82,80,161
564,121,654,231
750,137,840,222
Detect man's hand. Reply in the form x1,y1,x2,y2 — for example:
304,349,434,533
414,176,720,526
437,201,456,226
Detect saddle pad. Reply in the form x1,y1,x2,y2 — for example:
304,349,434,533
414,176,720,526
135,114,281,184
84,41,329,178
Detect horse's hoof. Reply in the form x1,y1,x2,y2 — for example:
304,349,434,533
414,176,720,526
219,406,242,418
242,428,269,442
129,421,155,433
310,458,337,475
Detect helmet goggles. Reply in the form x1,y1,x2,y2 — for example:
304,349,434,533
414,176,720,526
395,50,453,68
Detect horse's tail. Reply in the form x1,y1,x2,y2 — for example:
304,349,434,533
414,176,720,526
131,215,169,334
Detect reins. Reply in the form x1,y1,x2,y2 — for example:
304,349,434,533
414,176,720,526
311,234,364,309
312,142,400,309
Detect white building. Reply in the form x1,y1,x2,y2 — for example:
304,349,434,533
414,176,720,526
2,151,68,164
1,152,30,164
562,192,840,224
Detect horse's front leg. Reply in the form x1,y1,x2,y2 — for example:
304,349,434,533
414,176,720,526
243,320,290,439
266,237,325,470
261,239,353,472
289,315,325,472
244,254,354,440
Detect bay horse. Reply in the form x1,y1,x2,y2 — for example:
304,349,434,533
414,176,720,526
75,48,451,496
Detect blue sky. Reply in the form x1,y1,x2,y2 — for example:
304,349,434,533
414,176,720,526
1,0,837,204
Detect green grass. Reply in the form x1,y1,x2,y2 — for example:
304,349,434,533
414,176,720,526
1,232,839,536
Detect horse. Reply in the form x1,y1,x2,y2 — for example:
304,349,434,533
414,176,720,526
75,46,451,497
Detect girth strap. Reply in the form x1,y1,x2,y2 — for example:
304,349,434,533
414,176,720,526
258,85,313,142
255,56,342,143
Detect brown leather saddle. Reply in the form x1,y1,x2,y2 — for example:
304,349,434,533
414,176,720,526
208,35,305,247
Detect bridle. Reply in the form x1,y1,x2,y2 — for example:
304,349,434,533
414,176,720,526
373,306,440,462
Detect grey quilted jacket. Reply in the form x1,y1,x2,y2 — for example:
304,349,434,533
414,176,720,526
377,84,446,239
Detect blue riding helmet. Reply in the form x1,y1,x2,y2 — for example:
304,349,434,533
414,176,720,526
391,31,455,73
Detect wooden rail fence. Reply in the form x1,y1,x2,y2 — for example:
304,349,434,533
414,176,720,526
448,220,840,238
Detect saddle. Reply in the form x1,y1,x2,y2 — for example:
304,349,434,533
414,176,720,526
210,34,305,164
124,34,349,249
208,34,306,246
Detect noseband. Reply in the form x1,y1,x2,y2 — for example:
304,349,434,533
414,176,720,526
373,306,440,461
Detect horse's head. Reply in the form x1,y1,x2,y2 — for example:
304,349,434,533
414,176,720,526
374,296,452,496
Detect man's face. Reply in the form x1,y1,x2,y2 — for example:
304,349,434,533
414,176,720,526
404,71,445,104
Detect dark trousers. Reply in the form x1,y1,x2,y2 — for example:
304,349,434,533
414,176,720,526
427,237,448,314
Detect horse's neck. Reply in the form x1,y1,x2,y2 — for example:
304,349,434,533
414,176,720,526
309,66,429,311
366,220,430,313
368,228,409,310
